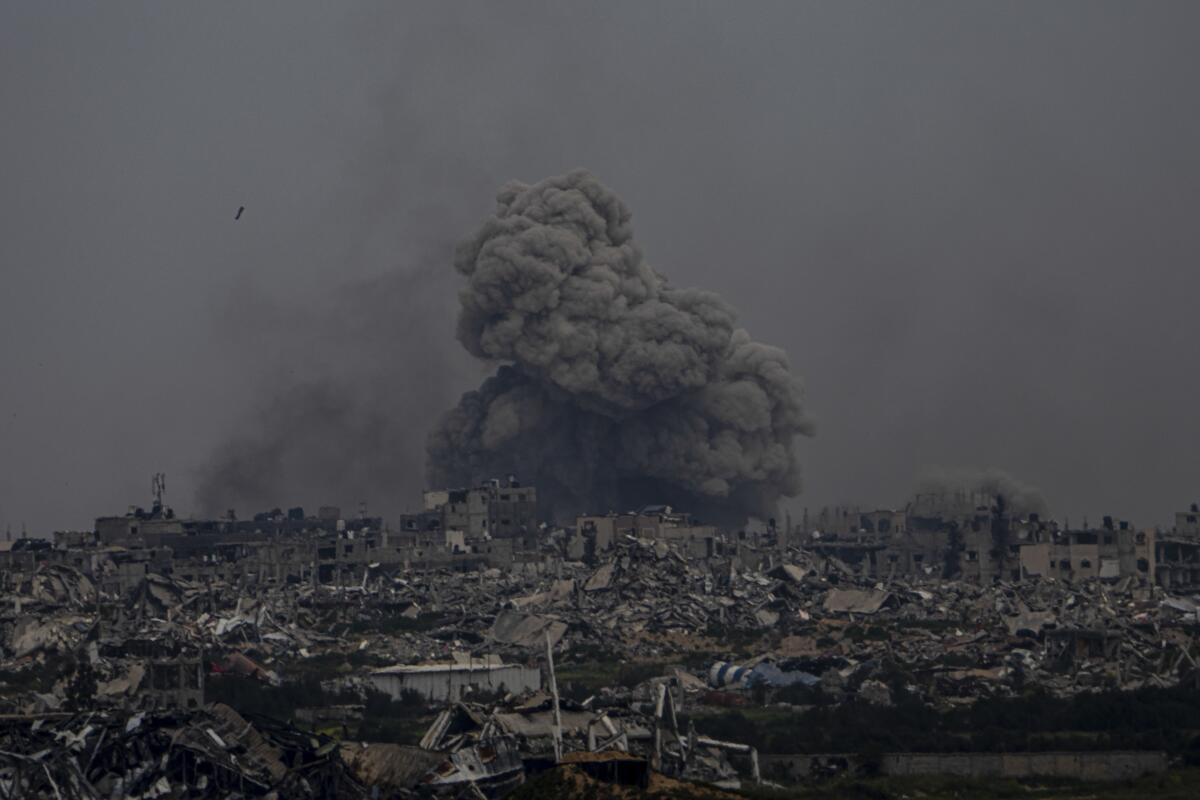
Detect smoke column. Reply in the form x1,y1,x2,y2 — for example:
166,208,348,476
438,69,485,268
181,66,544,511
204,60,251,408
427,170,813,525
195,258,470,519
914,467,1049,518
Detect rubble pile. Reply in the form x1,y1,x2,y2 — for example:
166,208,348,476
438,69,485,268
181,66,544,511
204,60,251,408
741,564,1200,706
416,682,749,791
0,704,361,799
1,530,1197,796
4,538,1198,718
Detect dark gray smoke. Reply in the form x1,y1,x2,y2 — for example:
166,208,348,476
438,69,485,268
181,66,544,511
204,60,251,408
914,467,1049,519
195,259,471,519
428,170,812,525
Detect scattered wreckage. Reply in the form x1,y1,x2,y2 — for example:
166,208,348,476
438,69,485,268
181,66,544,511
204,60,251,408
1,531,1197,795
0,704,357,799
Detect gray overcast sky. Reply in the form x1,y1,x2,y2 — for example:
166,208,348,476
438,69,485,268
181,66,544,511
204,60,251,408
2,2,1198,533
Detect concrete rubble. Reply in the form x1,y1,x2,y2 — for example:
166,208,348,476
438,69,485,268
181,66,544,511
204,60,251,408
0,703,360,798
1,490,1199,796
4,536,1199,712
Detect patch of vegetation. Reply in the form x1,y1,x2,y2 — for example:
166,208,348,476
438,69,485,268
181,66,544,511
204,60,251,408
736,768,1200,800
557,659,676,701
704,623,765,658
268,647,390,681
206,674,344,720
354,688,433,745
207,674,435,746
344,612,448,636
509,764,737,800
766,683,828,707
568,641,616,663
680,685,1200,761
679,650,723,671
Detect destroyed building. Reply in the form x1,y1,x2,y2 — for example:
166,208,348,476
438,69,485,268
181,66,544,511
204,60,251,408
806,495,1169,589
1175,504,1200,536
1020,517,1156,583
808,500,1033,582
3,480,1200,796
418,476,538,543
1155,502,1200,590
571,506,719,561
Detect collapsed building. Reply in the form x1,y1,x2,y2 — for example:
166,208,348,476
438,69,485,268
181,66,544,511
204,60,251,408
571,506,719,560
2,481,1200,796
805,495,1172,589
1155,503,1200,590
28,479,544,597
11,475,1198,601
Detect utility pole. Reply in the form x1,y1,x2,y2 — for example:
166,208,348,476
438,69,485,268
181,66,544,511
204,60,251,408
545,630,563,762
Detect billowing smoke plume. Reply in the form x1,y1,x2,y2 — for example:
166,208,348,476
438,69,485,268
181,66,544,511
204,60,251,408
427,170,812,525
914,467,1049,519
195,259,473,519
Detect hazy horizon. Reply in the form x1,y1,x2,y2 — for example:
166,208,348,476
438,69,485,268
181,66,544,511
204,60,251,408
3,3,1199,534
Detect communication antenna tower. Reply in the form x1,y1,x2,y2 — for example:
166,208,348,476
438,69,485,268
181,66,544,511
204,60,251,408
152,472,166,510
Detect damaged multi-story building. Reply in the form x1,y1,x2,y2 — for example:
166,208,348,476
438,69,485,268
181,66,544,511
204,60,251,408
1019,516,1156,583
91,500,392,587
806,494,1040,582
803,494,1175,588
1153,502,1200,590
571,506,718,560
389,476,544,571
421,475,538,543
40,476,544,591
5,478,1199,610
5,478,1200,796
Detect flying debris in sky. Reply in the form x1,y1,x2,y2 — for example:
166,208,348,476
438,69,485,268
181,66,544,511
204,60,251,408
427,169,813,526
234,205,245,220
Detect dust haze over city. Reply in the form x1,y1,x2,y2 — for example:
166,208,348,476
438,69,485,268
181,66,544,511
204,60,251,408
3,2,1198,533
3,3,1200,797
